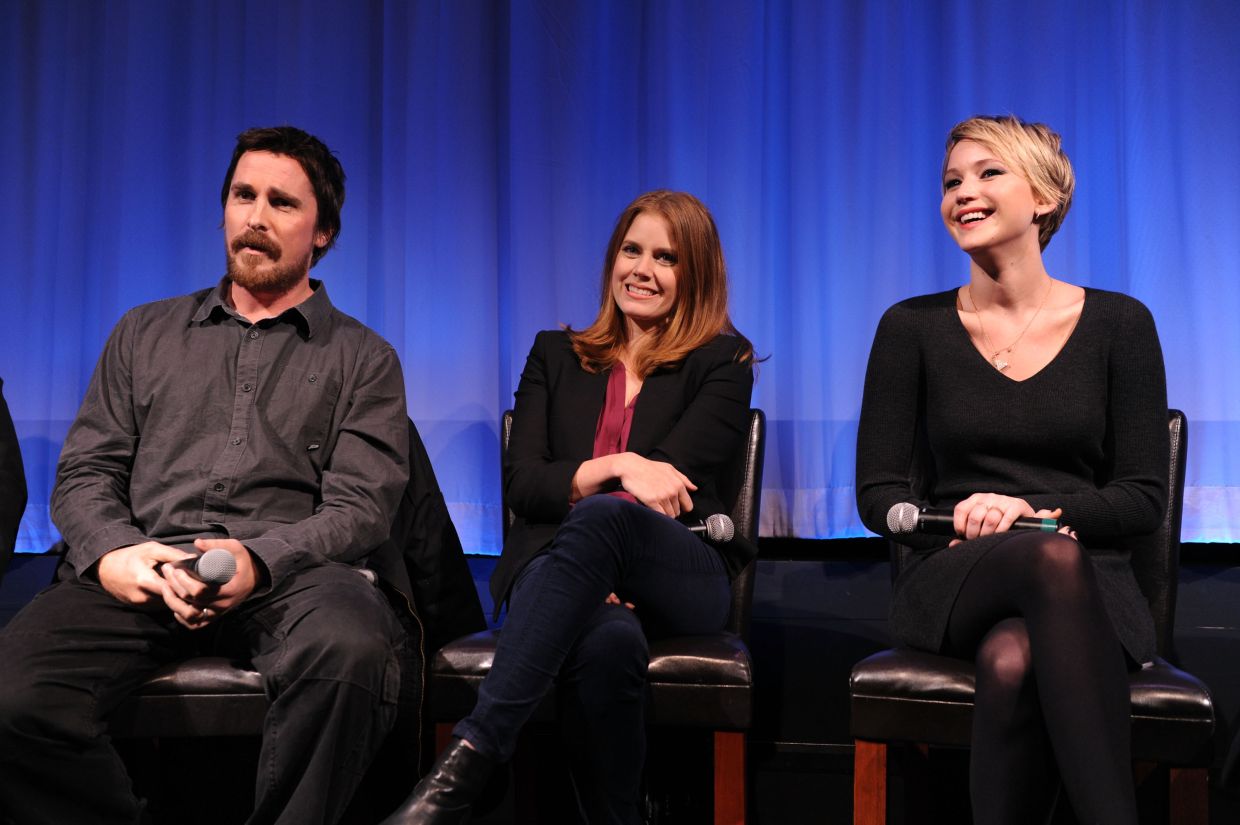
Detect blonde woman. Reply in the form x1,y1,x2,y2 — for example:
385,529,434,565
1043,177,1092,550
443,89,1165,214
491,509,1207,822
856,116,1167,824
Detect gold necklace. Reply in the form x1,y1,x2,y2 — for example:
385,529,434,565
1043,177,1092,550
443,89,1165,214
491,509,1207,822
967,279,1055,371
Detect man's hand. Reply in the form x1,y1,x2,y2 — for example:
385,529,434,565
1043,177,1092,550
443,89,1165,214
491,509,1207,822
160,538,263,629
97,542,196,606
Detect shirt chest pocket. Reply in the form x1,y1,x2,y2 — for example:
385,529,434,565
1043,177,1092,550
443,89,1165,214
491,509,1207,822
257,368,343,467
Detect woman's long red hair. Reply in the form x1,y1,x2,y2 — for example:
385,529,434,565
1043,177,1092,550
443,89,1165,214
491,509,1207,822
569,190,753,377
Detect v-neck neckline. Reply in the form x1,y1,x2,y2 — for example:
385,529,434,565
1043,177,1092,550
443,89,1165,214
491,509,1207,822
950,287,1090,384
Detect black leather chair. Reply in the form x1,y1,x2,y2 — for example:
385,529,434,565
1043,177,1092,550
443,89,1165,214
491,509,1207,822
430,408,766,825
849,410,1215,824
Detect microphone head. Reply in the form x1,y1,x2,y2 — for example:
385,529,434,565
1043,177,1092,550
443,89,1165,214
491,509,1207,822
885,502,920,536
196,548,237,585
703,512,736,543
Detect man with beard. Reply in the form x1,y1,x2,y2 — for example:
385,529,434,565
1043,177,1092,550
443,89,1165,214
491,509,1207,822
0,127,410,825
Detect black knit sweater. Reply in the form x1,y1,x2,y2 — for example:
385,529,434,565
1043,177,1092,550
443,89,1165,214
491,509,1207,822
855,287,1169,661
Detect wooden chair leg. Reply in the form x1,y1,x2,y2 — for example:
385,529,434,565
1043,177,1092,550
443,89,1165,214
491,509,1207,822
713,730,746,825
510,727,547,825
900,743,934,825
438,721,544,823
1133,759,1157,786
853,739,887,825
1169,767,1208,825
434,722,454,754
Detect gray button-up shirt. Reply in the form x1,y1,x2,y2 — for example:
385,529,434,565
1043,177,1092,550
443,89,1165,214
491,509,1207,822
52,279,409,590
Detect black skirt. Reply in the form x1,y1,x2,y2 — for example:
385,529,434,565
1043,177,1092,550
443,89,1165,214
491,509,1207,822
888,531,1157,665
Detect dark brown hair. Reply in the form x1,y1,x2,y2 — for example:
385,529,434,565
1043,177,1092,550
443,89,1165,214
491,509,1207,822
220,126,346,266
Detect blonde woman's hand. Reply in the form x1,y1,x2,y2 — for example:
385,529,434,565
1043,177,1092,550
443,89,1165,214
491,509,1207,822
950,493,1038,543
1050,510,1078,540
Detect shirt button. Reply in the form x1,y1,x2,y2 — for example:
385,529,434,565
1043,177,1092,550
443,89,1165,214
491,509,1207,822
242,383,253,392
249,329,260,340
231,437,242,445
213,483,225,492
308,374,318,384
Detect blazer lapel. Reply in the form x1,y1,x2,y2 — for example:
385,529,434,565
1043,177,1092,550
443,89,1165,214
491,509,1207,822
557,364,609,459
626,367,681,455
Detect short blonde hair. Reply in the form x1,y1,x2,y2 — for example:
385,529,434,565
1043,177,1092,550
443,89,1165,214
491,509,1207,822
943,115,1075,250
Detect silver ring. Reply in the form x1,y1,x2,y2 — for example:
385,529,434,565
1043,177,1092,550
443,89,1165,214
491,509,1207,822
199,608,209,621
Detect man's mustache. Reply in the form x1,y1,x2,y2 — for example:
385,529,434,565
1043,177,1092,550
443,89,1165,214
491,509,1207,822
231,231,281,260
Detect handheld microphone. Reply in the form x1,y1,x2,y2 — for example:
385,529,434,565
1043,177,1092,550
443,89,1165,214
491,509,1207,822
165,548,237,586
886,502,1060,537
687,513,736,544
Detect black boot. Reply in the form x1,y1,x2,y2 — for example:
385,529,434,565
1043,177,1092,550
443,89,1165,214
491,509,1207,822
380,738,495,824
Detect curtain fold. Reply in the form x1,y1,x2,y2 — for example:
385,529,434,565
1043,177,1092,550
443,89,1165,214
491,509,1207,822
3,0,1237,553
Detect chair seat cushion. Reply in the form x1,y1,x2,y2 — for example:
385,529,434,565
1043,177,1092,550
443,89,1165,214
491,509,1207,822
1129,659,1215,764
850,648,975,747
128,657,265,695
646,633,753,728
109,658,268,738
431,629,753,729
850,648,1214,765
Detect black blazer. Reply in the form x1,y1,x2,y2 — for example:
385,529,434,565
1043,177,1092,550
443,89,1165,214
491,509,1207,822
489,330,755,610
368,419,486,653
0,379,27,582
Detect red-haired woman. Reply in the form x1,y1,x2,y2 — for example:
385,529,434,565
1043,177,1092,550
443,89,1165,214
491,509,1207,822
384,191,757,825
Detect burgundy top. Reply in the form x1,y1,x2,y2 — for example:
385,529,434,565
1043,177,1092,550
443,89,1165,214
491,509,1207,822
593,361,639,503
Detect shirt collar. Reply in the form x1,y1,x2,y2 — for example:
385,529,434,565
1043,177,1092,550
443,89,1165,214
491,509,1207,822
191,277,332,338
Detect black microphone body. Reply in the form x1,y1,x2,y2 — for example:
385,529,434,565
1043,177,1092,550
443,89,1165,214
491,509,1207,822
887,502,1060,537
166,548,237,586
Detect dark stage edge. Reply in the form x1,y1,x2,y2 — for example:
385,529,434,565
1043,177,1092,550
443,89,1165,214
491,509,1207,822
3,540,1240,823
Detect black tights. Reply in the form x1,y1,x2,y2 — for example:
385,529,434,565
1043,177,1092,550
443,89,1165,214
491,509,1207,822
943,531,1137,825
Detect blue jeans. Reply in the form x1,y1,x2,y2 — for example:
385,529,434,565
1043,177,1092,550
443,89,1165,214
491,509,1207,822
455,495,731,825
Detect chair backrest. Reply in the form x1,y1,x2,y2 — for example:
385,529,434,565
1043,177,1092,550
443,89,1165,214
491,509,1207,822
1131,409,1188,655
500,408,766,640
892,409,1188,657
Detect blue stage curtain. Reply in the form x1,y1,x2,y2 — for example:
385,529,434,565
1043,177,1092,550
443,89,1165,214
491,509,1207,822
2,0,1238,554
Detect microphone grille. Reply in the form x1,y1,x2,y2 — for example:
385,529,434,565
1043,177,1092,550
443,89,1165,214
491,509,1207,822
886,502,920,536
197,548,237,585
704,513,736,543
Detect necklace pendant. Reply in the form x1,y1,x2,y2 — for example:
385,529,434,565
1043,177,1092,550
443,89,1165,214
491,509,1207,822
992,356,1010,371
